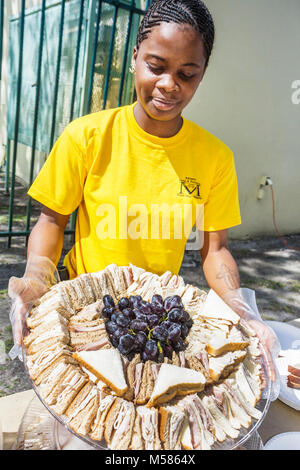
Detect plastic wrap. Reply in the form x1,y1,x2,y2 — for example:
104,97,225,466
8,254,59,361
221,288,281,401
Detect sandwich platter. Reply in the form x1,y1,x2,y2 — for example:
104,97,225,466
22,264,272,451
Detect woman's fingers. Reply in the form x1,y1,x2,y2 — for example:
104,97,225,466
11,299,30,346
248,319,279,382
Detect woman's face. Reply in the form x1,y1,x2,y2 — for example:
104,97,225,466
132,22,207,125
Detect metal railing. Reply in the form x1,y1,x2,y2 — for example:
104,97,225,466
0,0,151,247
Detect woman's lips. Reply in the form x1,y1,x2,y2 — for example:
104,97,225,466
151,97,178,111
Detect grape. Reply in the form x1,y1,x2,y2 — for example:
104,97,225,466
138,301,153,316
129,295,142,307
102,306,115,319
114,327,129,341
142,351,150,362
118,334,135,355
111,336,120,348
186,318,193,329
103,295,115,308
130,320,148,333
144,339,159,361
110,312,118,323
181,323,189,339
168,308,183,323
150,303,165,317
164,295,183,312
168,323,181,342
118,297,130,310
122,308,135,320
116,313,131,328
147,314,160,329
134,331,148,350
162,343,174,360
151,294,164,307
105,321,118,335
173,338,186,352
151,324,168,341
133,310,148,323
127,351,135,361
180,310,190,323
162,320,173,330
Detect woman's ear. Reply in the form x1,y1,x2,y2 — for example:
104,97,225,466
131,46,138,69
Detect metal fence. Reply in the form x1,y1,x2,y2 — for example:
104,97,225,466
0,0,151,247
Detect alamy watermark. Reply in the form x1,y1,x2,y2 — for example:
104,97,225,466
291,80,300,104
95,196,205,250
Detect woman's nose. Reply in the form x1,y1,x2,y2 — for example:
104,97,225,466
156,74,179,92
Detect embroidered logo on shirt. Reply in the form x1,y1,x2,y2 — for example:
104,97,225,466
178,177,202,200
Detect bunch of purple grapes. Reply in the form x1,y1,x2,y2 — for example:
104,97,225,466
102,293,193,362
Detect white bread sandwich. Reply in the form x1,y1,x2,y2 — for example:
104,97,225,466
206,332,249,357
24,311,69,349
123,354,142,401
136,360,155,405
136,406,162,450
26,343,76,384
158,405,185,450
201,395,239,440
104,398,136,450
69,319,107,348
69,300,104,324
200,289,241,325
26,284,74,328
177,394,215,450
26,310,69,333
73,348,128,396
89,393,116,441
225,366,263,418
216,384,252,429
39,363,78,405
65,382,100,436
208,350,247,382
147,364,206,408
50,368,89,416
89,270,116,301
129,413,144,450
25,322,70,356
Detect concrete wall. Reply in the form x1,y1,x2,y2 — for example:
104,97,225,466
184,0,300,239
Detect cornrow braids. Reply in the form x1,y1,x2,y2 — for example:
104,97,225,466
137,0,215,66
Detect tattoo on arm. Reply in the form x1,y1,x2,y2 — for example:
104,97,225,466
216,263,240,290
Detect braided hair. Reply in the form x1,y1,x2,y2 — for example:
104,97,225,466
136,0,215,66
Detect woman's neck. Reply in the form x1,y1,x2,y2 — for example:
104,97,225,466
133,101,183,138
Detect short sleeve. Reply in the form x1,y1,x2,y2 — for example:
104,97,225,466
203,149,241,231
28,126,87,215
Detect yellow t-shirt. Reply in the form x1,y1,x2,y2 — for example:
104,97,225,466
28,102,241,279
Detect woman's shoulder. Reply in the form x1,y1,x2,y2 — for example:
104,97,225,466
64,105,129,146
185,118,234,158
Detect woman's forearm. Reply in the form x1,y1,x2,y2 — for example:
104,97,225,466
27,208,70,266
201,246,240,298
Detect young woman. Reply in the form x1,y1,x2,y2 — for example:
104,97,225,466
9,0,278,382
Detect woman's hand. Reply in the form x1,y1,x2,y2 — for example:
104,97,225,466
221,289,280,393
8,254,59,358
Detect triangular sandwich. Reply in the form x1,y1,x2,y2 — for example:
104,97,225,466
73,348,128,396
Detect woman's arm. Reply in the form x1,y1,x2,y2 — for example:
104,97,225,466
8,206,70,349
27,205,70,265
200,229,240,297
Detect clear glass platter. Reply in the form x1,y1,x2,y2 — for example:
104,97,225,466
22,344,272,451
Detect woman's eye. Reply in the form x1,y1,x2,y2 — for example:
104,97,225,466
147,63,163,74
180,72,195,80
